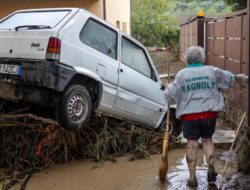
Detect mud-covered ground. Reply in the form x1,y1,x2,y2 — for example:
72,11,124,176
10,148,240,190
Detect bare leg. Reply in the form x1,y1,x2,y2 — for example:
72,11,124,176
202,138,217,183
202,138,214,164
186,139,199,180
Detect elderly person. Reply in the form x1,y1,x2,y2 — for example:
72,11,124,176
165,46,245,187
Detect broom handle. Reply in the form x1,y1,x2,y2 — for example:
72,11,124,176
166,48,170,132
162,104,170,157
219,111,246,190
166,105,170,132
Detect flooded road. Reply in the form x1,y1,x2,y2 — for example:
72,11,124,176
11,148,237,190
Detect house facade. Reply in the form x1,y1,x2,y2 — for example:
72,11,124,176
0,0,131,34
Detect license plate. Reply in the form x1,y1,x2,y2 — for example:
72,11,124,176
0,64,21,75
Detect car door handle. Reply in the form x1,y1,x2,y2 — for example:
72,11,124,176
120,69,123,73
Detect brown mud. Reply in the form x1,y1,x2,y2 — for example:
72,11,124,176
10,148,239,190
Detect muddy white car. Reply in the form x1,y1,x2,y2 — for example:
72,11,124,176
0,8,168,131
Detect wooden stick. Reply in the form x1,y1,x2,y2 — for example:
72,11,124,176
219,111,247,190
0,121,37,128
8,107,30,114
166,48,170,84
0,114,59,126
166,48,170,132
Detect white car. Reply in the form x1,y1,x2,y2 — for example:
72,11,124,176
0,8,167,131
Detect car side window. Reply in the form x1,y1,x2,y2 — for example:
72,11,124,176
80,19,117,59
121,37,153,79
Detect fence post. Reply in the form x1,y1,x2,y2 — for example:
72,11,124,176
248,0,250,128
197,19,204,48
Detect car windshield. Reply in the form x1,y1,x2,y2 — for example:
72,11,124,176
0,10,70,30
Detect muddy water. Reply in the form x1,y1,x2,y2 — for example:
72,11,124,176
11,149,237,190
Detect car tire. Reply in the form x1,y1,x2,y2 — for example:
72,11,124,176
57,85,92,132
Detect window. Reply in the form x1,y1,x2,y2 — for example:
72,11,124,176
0,10,70,29
80,19,117,59
121,37,152,78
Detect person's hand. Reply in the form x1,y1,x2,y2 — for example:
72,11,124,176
165,82,170,87
236,74,248,82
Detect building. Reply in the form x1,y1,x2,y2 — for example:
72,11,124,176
0,0,131,34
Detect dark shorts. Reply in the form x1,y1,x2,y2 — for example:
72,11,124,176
181,118,216,140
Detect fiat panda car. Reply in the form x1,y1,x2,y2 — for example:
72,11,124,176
0,8,168,131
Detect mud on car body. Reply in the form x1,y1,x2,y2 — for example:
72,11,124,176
0,8,168,132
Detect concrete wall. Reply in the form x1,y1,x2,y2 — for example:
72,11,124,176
0,0,104,20
105,0,131,34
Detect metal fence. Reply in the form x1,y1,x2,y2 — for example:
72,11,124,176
206,10,248,111
179,10,249,125
206,10,247,71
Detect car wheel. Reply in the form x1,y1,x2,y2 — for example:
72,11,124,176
57,85,92,132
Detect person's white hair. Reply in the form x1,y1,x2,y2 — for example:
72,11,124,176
185,46,206,64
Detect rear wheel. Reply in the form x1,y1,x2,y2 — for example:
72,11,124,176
57,85,92,132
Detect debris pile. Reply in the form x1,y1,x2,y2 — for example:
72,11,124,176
224,96,250,174
0,112,172,189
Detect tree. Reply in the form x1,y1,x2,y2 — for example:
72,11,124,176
131,0,178,47
224,0,247,11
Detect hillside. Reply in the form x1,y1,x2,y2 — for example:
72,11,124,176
167,0,232,24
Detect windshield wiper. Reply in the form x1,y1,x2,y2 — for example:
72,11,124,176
15,25,51,31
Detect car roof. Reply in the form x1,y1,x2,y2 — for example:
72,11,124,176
6,7,144,47
13,7,79,13
0,8,80,23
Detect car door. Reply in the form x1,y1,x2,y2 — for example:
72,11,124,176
69,16,120,111
114,36,167,127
